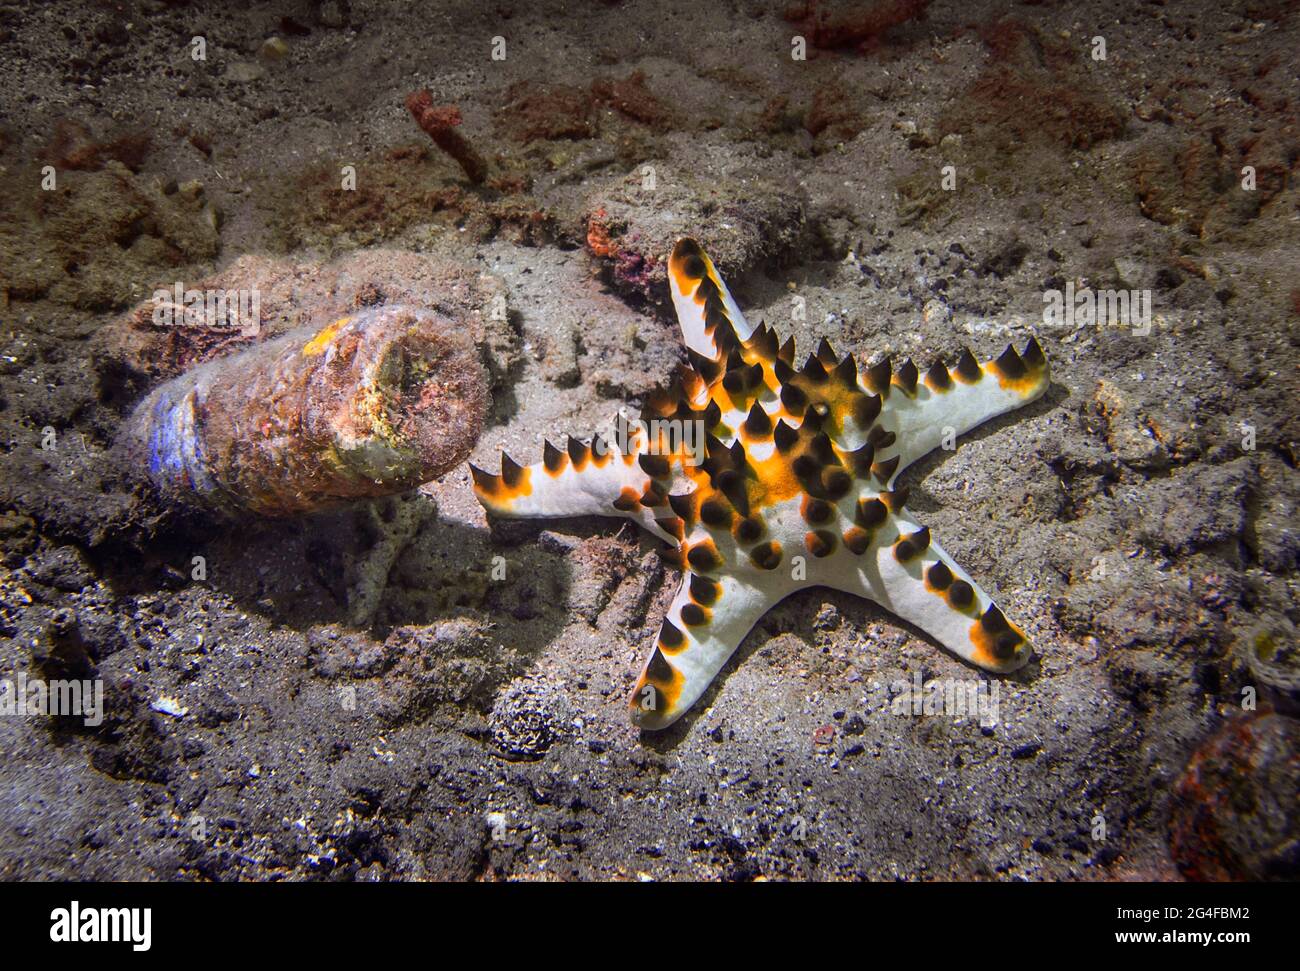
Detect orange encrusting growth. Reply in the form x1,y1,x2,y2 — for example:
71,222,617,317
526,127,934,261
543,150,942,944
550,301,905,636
302,316,351,356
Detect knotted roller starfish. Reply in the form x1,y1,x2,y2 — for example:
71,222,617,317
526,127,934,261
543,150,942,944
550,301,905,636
472,239,1049,729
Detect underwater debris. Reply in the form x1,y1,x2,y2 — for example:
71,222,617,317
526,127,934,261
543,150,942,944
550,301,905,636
119,305,487,516
405,90,488,184
97,249,519,397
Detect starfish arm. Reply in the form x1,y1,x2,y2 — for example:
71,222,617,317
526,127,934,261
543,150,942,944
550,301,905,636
820,504,1032,673
877,340,1050,482
667,237,753,358
629,569,783,729
473,236,1049,732
471,441,680,544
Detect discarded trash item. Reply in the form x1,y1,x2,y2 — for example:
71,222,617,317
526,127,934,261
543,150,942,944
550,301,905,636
120,305,488,516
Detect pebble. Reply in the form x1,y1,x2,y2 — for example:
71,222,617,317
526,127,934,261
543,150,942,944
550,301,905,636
226,61,265,84
258,37,289,63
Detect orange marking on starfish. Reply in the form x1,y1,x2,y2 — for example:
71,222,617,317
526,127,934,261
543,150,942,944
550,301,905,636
969,617,1028,667
986,362,1047,396
503,466,532,498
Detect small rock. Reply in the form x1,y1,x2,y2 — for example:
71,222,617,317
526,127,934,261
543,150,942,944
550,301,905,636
488,675,573,760
582,163,806,302
34,609,96,680
539,314,581,388
315,0,350,28
812,603,840,631
1113,258,1144,289
150,695,188,718
1241,615,1300,713
1169,713,1300,881
258,37,290,64
1092,380,1166,468
226,61,266,84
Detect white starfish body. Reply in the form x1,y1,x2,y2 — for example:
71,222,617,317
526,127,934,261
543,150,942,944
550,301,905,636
473,238,1050,729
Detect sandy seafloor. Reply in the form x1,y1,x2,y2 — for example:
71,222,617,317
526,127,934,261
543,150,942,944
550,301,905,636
0,0,1296,880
